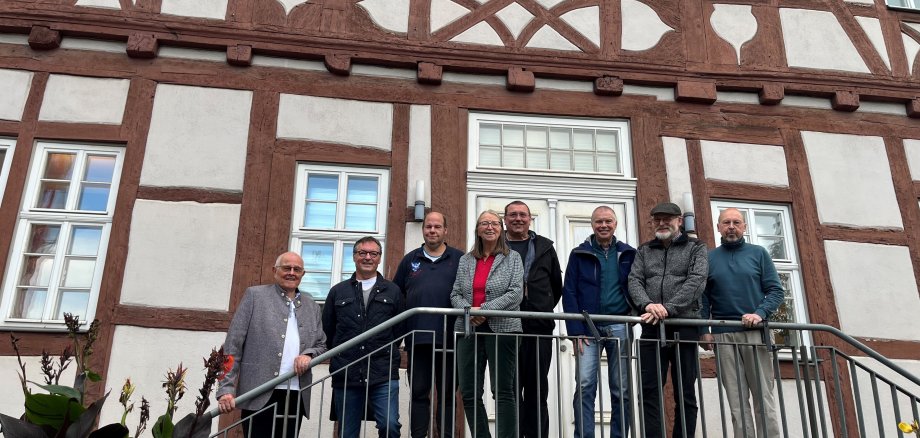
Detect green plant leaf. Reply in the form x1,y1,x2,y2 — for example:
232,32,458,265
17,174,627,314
23,393,84,431
86,423,128,438
65,391,109,438
172,414,212,438
0,412,51,438
86,372,102,383
27,381,82,400
150,415,173,438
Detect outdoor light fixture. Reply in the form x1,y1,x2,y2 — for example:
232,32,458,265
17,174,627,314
682,192,696,235
414,180,426,221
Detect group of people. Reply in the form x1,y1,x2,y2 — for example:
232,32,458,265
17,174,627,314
215,200,786,438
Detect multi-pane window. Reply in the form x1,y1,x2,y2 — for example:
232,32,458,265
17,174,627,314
0,142,123,328
710,201,809,347
0,138,14,205
888,0,920,10
291,164,388,300
469,113,632,177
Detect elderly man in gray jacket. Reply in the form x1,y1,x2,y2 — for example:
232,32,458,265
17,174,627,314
217,251,327,438
628,202,708,438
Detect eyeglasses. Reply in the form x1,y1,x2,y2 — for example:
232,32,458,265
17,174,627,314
355,250,381,258
276,265,305,274
651,216,679,224
478,221,501,228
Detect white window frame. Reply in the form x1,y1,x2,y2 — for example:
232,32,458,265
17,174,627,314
291,164,389,301
0,141,124,330
467,112,633,179
710,200,811,348
0,138,15,206
887,0,920,11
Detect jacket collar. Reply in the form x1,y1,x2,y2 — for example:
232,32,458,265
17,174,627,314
649,231,689,248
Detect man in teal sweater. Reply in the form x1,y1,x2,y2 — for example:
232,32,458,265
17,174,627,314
700,208,784,438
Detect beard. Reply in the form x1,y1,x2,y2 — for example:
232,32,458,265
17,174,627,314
655,230,673,240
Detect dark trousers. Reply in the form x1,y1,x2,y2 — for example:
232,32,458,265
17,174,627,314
241,389,305,438
407,344,456,438
456,332,518,438
638,326,700,438
518,336,552,438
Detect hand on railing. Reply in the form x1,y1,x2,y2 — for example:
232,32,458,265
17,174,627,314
217,393,235,413
293,354,312,375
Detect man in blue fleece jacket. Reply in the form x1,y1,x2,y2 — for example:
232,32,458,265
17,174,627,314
562,206,636,438
700,208,784,438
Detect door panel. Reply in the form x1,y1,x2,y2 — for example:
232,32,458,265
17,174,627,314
467,193,637,437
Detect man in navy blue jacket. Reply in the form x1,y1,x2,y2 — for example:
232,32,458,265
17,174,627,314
393,212,463,438
562,206,637,438
700,208,784,438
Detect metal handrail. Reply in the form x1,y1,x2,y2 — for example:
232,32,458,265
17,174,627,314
206,307,920,420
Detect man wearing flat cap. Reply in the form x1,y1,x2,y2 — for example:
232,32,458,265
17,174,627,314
628,202,708,437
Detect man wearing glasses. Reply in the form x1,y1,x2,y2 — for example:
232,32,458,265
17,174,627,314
217,251,327,438
628,202,708,438
323,236,404,438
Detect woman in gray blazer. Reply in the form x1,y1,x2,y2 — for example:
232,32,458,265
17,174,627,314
450,210,524,438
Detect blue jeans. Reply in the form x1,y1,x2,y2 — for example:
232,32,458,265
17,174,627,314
574,323,631,438
334,380,401,438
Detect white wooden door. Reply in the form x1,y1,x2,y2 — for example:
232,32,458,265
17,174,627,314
465,194,638,437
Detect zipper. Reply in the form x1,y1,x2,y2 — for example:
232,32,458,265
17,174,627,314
659,246,669,302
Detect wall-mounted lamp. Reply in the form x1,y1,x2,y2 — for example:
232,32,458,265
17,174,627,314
682,192,696,236
413,180,426,222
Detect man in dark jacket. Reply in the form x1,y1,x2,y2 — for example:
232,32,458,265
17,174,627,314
323,236,403,438
628,202,708,438
504,200,563,438
562,206,636,438
393,211,462,438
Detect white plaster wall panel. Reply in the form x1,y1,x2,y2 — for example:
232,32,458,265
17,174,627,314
560,7,600,47
662,137,692,211
535,78,594,92
526,25,579,51
352,64,417,80
99,326,227,430
802,131,903,228
120,200,238,310
158,46,225,62
825,240,919,340
856,100,907,116
905,139,920,180
781,95,832,109
277,95,393,150
251,55,326,71
0,34,28,45
716,91,760,104
74,0,123,9
851,357,920,436
0,68,32,122
60,38,126,53
277,0,308,16
710,4,757,64
452,22,504,46
779,9,870,73
700,141,789,187
901,23,920,74
431,0,470,33
536,0,563,8
358,0,410,33
621,0,673,51
408,105,432,206
141,85,251,190
0,356,76,423
38,75,129,125
496,3,534,40
622,84,675,101
855,16,891,70
160,0,228,20
405,222,423,256
442,71,505,86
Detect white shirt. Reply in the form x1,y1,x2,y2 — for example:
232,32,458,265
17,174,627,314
276,296,301,390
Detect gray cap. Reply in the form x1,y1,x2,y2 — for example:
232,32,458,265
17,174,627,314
650,202,682,216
